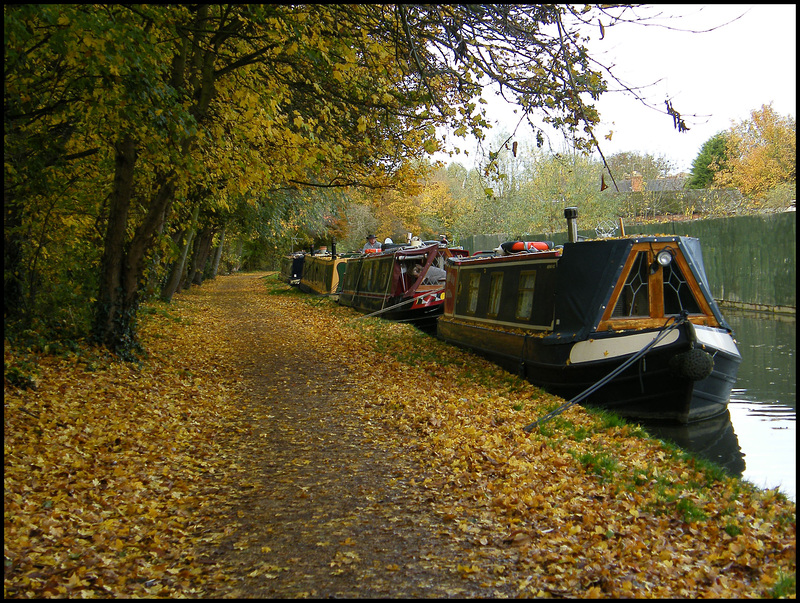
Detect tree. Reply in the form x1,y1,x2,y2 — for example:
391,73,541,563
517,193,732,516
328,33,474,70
5,4,627,355
606,152,676,182
687,133,730,189
713,104,796,200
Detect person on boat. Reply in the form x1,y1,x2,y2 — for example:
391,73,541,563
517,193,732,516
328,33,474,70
439,234,448,246
412,263,446,285
362,234,381,252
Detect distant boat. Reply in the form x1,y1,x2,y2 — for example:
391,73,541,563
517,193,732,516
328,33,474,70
338,241,468,331
437,208,742,424
279,252,305,286
298,253,351,298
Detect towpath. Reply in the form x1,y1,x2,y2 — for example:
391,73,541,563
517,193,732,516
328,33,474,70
200,273,500,598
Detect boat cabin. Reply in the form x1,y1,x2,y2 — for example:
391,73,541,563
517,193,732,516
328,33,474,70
298,253,350,297
444,236,730,341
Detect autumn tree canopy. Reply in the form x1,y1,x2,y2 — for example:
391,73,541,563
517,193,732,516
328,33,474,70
712,103,796,198
5,4,620,355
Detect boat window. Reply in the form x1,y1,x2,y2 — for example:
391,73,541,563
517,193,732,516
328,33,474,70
375,263,383,292
663,261,702,314
515,271,536,320
366,262,375,291
467,272,481,314
612,252,649,317
488,272,503,317
379,262,391,292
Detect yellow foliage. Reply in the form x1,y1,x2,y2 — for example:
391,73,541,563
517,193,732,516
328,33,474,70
714,103,796,198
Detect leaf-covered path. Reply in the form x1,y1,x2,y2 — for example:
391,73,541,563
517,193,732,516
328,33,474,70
4,272,795,598
203,274,502,597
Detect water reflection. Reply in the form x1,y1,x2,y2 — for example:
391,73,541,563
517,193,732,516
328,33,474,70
642,309,796,502
642,410,745,474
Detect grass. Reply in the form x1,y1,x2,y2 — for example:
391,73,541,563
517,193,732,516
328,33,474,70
574,450,619,483
676,497,708,522
767,571,796,598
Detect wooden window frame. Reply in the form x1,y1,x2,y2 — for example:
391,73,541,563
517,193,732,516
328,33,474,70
598,242,719,331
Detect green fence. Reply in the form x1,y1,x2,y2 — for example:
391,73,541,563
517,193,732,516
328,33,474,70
461,212,796,312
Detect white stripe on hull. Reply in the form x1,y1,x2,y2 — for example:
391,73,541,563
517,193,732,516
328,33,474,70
569,330,680,364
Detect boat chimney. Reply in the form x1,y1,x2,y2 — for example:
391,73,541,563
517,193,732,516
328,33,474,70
564,207,578,243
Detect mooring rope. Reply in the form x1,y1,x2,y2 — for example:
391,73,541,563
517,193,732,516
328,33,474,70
354,296,418,320
522,311,689,432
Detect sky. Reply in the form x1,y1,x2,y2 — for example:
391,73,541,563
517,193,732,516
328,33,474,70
437,4,797,175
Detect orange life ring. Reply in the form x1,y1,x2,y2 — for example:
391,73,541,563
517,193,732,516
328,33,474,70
501,241,552,253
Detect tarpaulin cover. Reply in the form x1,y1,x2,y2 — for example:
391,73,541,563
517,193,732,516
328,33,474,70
547,236,731,344
547,239,633,344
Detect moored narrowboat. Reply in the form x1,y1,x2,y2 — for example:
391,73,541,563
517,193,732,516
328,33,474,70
279,252,305,286
298,253,351,298
338,241,468,331
437,208,742,424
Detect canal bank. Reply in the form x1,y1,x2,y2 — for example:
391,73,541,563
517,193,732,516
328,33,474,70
8,272,795,598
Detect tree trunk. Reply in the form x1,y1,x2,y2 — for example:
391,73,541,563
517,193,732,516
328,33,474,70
209,225,225,279
160,229,188,303
93,135,136,354
189,227,214,286
182,233,200,290
93,135,176,357
4,200,25,327
161,204,200,302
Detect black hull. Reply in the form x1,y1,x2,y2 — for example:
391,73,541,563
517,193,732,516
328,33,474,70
437,317,739,424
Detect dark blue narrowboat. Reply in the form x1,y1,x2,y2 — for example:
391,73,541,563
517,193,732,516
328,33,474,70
437,208,742,424
280,252,305,286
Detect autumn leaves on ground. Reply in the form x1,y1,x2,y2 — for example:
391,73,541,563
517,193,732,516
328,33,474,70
4,273,796,598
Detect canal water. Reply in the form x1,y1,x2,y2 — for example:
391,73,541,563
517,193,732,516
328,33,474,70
644,310,796,502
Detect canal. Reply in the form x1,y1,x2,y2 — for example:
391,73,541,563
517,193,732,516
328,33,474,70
645,309,796,502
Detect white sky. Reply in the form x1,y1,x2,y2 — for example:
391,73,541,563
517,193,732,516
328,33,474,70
438,4,797,175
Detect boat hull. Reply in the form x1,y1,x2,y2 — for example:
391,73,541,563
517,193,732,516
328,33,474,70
437,316,740,423
339,286,446,330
